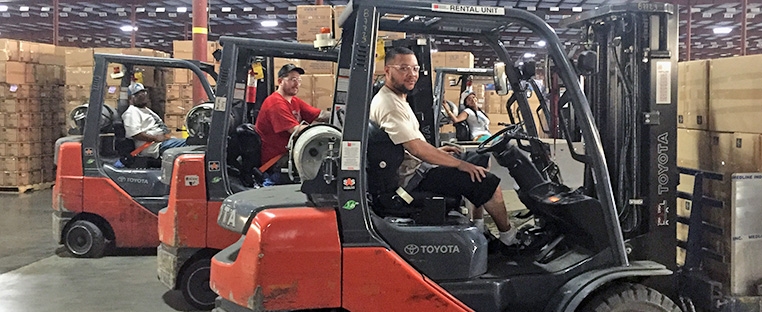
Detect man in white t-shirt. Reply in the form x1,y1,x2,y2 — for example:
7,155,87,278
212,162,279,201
121,83,186,158
369,47,520,249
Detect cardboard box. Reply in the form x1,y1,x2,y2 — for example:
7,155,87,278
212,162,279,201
312,74,335,111
0,128,31,141
179,84,193,100
172,69,190,84
709,55,762,134
64,48,94,67
301,59,334,75
297,5,333,42
65,66,93,85
65,85,90,101
24,63,35,84
93,47,124,55
296,74,314,104
431,52,447,69
37,43,56,55
710,132,762,175
378,31,406,40
333,5,346,39
0,171,30,186
444,51,474,68
173,40,193,54
1,157,30,172
677,129,712,170
166,84,182,100
0,62,27,84
677,60,709,130
38,54,65,66
0,39,19,61
17,41,36,63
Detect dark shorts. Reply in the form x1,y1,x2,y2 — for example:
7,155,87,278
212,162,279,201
416,166,500,208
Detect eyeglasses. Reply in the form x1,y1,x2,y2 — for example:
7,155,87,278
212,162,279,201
283,77,302,83
387,65,420,73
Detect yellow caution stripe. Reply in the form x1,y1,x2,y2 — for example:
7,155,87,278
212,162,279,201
192,27,208,34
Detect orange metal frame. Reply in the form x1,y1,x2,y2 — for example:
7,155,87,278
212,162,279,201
209,206,472,311
54,141,158,248
158,154,240,249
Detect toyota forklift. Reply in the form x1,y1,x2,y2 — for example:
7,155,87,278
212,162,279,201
209,1,680,312
52,54,216,258
156,37,339,310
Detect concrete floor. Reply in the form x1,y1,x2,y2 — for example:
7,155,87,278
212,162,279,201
0,188,201,312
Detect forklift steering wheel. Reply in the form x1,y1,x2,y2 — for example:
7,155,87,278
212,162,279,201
476,124,523,154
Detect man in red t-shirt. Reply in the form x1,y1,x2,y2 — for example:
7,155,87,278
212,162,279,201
255,64,330,183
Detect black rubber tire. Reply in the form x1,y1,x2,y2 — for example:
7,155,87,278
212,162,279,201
580,283,681,312
64,220,106,258
180,258,216,310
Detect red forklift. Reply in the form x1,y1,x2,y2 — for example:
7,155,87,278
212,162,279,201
52,54,216,258
156,37,339,310
210,1,681,311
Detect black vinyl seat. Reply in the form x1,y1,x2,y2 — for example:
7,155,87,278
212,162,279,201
366,121,461,225
113,122,162,168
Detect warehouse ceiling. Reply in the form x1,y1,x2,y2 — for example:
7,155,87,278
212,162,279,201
0,0,759,67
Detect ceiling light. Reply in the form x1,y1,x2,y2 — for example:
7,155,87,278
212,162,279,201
430,49,438,53
177,7,187,13
572,7,582,12
261,20,278,27
524,52,536,58
221,7,232,12
156,7,165,13
537,40,546,47
136,7,145,13
120,25,137,32
243,7,253,12
0,6,8,12
19,6,29,12
713,27,732,35
41,7,50,12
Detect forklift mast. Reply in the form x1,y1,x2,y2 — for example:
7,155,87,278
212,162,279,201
561,3,678,291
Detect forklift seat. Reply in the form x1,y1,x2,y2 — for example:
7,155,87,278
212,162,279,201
367,121,461,225
113,122,162,168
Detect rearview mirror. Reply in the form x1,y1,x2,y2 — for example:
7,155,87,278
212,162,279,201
493,62,509,96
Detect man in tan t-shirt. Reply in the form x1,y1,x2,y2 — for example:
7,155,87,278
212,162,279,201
369,46,519,248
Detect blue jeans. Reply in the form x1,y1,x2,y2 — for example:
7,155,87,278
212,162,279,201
159,138,187,155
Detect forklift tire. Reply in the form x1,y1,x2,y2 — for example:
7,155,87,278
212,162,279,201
580,283,680,312
64,220,106,258
180,258,216,310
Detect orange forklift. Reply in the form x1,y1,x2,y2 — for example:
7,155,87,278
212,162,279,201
209,1,681,312
156,37,338,310
52,54,216,258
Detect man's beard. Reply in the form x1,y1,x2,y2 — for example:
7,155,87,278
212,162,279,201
388,77,413,95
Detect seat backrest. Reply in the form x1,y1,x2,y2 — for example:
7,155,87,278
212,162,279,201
227,123,262,187
367,121,404,196
113,123,133,157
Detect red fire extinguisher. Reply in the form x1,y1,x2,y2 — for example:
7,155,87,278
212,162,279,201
245,69,258,103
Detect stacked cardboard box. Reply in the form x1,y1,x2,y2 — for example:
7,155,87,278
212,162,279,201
171,40,219,86
676,55,762,295
0,39,66,186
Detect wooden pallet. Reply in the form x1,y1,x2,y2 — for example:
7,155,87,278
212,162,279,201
0,181,54,194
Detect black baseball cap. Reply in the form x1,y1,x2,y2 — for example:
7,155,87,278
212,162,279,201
278,64,305,78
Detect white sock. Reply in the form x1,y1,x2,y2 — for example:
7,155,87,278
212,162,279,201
473,218,485,231
499,227,520,246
